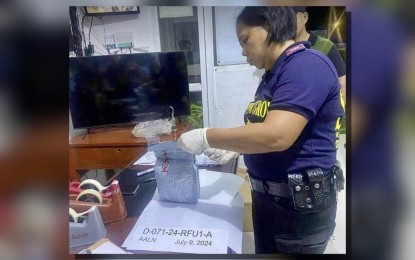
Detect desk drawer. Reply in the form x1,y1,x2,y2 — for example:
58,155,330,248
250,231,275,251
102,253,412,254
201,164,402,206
70,147,145,169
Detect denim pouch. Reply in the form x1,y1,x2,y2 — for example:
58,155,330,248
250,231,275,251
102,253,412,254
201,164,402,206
149,141,200,204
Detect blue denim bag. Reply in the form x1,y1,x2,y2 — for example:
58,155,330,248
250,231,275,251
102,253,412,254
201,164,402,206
149,141,200,204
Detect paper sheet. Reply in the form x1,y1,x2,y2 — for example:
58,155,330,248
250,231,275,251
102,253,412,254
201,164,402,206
133,151,156,165
199,169,244,204
131,226,228,254
122,195,243,253
80,239,131,254
91,241,130,254
122,170,245,253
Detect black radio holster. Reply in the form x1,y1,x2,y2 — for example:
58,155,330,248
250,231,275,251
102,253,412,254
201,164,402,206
287,168,327,212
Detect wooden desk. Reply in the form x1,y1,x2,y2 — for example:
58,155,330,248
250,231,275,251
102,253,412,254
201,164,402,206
69,158,238,254
69,123,190,180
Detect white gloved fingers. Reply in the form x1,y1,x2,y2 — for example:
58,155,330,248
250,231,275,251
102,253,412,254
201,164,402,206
208,149,225,160
203,148,217,157
208,153,220,160
203,147,240,165
177,128,210,154
208,148,239,165
218,151,240,165
204,148,225,160
214,149,224,157
217,151,231,165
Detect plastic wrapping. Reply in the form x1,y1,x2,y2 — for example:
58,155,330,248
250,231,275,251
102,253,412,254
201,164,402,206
131,118,174,138
149,141,200,204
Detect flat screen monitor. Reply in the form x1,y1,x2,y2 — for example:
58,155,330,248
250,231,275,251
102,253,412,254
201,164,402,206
69,51,190,129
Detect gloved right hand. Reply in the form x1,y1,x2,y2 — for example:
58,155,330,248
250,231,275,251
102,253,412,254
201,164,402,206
177,128,210,155
203,148,240,165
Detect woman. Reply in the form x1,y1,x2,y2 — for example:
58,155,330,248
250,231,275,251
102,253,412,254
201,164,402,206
178,7,344,254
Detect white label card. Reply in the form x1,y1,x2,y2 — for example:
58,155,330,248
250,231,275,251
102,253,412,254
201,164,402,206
133,226,228,254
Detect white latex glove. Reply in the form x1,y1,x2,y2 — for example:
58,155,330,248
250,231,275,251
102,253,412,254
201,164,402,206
177,128,210,154
203,148,240,165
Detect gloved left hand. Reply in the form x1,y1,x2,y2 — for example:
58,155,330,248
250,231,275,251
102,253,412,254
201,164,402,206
204,148,240,165
177,128,210,154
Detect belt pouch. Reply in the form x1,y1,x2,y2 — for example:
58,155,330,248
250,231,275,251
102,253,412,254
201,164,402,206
307,168,326,207
287,173,307,210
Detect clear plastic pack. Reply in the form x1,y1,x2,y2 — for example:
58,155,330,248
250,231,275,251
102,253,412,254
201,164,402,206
131,106,176,138
131,118,174,137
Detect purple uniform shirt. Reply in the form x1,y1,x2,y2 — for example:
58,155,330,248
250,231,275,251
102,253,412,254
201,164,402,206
244,42,344,182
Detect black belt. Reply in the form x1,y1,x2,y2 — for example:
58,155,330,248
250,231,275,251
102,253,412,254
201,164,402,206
248,172,333,198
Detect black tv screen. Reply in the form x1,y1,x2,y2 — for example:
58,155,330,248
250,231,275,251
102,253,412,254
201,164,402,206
69,51,190,129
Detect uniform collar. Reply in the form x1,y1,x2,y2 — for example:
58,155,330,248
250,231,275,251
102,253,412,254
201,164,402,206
267,41,311,75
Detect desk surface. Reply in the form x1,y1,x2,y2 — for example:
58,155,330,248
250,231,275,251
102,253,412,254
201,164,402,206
69,156,238,254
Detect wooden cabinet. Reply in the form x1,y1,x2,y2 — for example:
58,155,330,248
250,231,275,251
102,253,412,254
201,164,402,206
70,147,144,169
69,123,190,180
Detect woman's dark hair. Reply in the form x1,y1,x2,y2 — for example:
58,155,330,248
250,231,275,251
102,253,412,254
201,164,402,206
236,7,297,45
